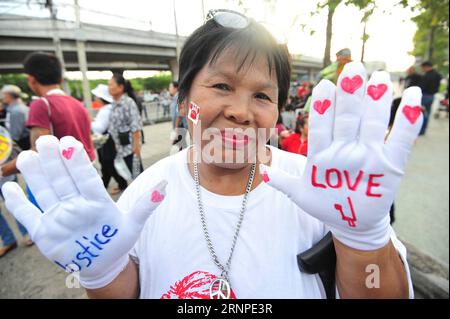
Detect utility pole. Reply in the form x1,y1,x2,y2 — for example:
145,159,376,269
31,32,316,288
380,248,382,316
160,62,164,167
173,0,180,63
46,0,70,94
201,0,206,20
74,0,92,113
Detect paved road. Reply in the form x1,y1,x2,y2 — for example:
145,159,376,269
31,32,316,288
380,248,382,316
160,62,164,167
393,98,449,265
0,103,448,298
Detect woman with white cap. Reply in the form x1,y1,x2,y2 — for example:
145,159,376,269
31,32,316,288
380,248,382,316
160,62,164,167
91,84,128,195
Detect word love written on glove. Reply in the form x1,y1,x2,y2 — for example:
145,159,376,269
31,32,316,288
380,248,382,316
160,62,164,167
311,165,384,227
54,224,119,273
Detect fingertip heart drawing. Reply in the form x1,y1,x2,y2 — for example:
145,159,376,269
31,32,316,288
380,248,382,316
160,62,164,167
402,105,422,124
151,190,165,203
367,84,388,101
340,75,364,94
313,99,332,115
62,147,75,160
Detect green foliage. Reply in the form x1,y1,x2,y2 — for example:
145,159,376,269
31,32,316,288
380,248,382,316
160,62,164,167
0,74,32,97
141,74,172,92
0,73,173,101
400,0,449,76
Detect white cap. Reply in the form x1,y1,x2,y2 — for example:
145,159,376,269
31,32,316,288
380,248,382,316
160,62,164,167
1,85,21,98
91,84,113,103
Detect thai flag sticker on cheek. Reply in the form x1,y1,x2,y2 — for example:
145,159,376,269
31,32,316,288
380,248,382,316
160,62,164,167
188,101,200,125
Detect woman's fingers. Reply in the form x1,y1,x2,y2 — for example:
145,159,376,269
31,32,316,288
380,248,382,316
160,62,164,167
359,71,394,146
127,180,168,226
384,86,423,171
259,164,301,200
308,79,336,157
59,136,110,201
1,182,42,238
333,61,367,143
16,150,59,211
36,135,80,200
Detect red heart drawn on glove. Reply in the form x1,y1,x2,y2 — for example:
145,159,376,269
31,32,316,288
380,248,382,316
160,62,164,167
402,105,422,124
313,99,332,115
341,75,363,94
367,84,388,101
151,190,165,203
62,147,75,160
262,171,270,183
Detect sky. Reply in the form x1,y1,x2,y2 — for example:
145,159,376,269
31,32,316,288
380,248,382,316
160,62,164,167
1,0,420,79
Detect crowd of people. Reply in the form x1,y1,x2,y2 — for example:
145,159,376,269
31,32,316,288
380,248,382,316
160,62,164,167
0,52,147,257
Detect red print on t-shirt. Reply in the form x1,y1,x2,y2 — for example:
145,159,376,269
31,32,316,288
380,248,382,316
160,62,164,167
161,270,237,299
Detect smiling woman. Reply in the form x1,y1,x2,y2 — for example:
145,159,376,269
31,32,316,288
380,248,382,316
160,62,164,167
2,9,419,300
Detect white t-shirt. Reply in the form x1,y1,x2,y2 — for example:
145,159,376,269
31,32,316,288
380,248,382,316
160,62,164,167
91,104,112,134
117,146,413,299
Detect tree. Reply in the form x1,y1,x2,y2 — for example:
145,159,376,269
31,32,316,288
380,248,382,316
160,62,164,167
309,0,375,67
400,0,449,75
354,0,376,63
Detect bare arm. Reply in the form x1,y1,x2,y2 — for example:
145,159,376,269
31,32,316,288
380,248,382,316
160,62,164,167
1,127,50,177
86,258,140,299
132,130,141,157
334,237,409,299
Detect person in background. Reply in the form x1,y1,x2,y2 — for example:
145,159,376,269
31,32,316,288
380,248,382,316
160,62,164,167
169,81,179,130
0,131,32,257
281,104,296,130
420,61,442,135
296,81,311,102
169,81,187,150
281,115,309,156
319,48,352,84
91,84,128,195
404,66,423,89
160,88,171,117
0,85,30,151
0,51,95,211
107,73,143,178
0,102,6,127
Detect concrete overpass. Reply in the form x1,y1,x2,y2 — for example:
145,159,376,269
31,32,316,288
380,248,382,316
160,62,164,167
0,14,323,80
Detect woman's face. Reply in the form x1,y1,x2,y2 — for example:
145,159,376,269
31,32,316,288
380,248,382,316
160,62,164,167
108,78,124,98
184,49,279,169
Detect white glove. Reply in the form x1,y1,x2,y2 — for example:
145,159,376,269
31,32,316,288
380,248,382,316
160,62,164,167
261,62,423,251
1,135,167,289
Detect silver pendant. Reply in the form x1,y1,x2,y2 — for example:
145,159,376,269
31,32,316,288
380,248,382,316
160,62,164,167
209,277,231,299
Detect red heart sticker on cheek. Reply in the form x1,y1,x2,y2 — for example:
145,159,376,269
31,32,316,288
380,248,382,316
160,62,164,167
341,75,363,94
188,102,200,123
367,84,388,101
313,99,332,115
62,147,75,160
402,105,422,124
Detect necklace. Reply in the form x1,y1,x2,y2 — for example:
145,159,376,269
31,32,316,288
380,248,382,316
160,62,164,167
192,156,256,299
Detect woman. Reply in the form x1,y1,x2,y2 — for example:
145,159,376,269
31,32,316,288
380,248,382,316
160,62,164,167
2,10,423,299
281,115,308,156
107,74,143,180
91,84,128,195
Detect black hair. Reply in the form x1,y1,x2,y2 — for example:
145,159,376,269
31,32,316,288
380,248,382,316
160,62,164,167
171,81,179,89
112,73,142,114
23,51,62,85
295,115,308,135
421,61,433,67
99,98,110,105
177,18,291,107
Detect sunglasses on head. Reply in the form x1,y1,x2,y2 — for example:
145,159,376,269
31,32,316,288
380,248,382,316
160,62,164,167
205,9,287,45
